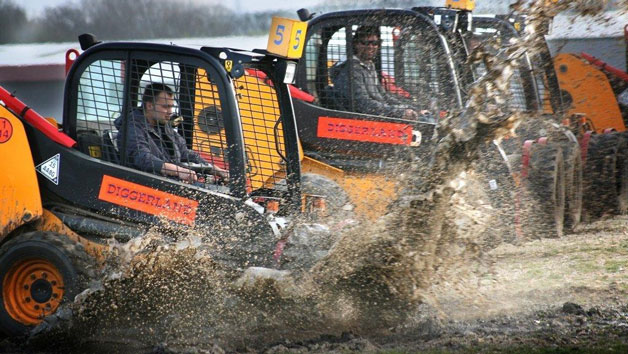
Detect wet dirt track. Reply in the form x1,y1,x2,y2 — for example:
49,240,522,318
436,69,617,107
261,216,628,354
2,215,626,353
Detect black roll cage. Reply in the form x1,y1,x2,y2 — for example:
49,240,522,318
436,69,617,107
296,9,468,111
63,42,302,209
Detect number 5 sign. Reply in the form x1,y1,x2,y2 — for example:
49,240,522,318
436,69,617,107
266,17,308,59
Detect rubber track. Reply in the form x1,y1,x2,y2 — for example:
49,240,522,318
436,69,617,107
522,144,565,239
582,132,628,218
562,143,583,232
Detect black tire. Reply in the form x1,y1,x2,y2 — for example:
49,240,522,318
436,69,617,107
0,231,95,336
582,132,628,219
521,143,565,239
562,144,583,232
616,132,628,215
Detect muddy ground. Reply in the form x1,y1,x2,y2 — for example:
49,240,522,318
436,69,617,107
260,215,628,353
2,218,626,354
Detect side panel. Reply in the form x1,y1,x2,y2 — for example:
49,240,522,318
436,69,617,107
301,156,397,220
193,69,290,191
0,106,43,239
554,53,626,132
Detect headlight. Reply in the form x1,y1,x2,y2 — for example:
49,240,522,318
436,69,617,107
411,130,422,147
283,61,297,84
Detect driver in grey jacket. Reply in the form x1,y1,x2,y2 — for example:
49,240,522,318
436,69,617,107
330,26,429,120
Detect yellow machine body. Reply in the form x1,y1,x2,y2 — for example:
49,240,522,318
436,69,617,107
0,106,107,261
193,69,288,191
300,157,398,220
0,106,43,239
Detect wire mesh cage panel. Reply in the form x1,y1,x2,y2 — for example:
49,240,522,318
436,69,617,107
192,67,230,179
470,35,529,111
396,28,457,112
234,68,288,191
471,22,541,112
74,58,231,186
75,59,124,162
73,54,289,196
303,20,458,118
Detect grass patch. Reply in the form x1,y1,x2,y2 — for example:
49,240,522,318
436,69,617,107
604,260,626,273
570,261,599,273
541,250,559,257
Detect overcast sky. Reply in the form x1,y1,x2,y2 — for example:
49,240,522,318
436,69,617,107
20,0,324,18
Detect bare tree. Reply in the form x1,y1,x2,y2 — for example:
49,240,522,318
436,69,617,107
1,0,293,43
0,0,27,44
36,4,88,42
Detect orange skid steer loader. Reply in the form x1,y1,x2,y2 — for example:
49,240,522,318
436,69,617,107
0,31,309,336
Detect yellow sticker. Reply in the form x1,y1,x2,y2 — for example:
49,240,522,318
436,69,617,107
88,145,102,158
225,60,233,72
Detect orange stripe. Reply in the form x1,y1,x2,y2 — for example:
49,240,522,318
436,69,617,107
98,175,198,226
317,116,412,145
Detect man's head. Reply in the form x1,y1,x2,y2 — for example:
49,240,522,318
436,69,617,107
353,26,381,63
142,83,175,125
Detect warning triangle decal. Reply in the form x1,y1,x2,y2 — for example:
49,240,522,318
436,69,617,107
36,153,60,185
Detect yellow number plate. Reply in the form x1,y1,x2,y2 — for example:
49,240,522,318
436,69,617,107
445,0,475,11
266,17,308,59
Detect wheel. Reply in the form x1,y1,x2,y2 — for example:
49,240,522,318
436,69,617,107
277,173,353,270
616,132,628,215
300,173,350,213
562,144,583,232
521,143,565,239
582,133,628,219
0,231,94,336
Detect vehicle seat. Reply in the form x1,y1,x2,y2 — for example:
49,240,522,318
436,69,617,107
319,85,348,111
102,129,120,164
76,129,104,160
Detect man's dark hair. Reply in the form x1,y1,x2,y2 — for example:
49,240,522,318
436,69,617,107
353,26,381,43
142,82,174,109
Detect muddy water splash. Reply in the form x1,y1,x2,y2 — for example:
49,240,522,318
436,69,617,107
26,1,611,352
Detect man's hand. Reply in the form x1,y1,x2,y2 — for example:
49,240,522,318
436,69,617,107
162,162,198,183
402,109,419,120
176,167,198,183
213,166,230,182
402,109,432,121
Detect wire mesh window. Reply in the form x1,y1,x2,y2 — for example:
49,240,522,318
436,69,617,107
193,68,230,180
76,59,124,161
74,55,289,195
303,21,453,119
234,68,287,192
74,57,230,189
304,31,322,96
